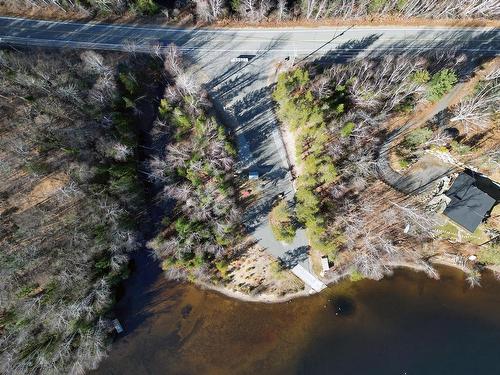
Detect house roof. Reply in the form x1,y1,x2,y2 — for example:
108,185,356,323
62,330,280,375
443,169,499,232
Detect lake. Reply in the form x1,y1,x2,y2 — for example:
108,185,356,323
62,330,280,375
95,265,500,374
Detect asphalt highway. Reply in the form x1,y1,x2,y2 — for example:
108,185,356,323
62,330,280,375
1,16,499,57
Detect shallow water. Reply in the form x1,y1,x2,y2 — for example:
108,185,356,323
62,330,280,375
95,266,500,374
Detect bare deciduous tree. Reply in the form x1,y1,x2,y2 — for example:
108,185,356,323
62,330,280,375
148,40,163,59
176,72,199,96
163,43,183,77
451,78,499,131
424,131,453,147
239,0,270,21
80,51,110,75
466,269,481,288
195,0,225,22
390,201,440,236
276,0,289,21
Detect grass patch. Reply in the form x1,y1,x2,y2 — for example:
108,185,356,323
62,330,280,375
398,157,410,170
437,221,459,238
477,244,500,266
449,140,472,155
437,220,489,245
349,270,364,282
270,261,286,279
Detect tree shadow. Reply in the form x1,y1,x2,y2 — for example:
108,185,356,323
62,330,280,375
279,246,310,269
364,28,500,80
312,34,382,66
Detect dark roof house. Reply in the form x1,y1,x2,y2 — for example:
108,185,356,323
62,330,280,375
443,169,500,232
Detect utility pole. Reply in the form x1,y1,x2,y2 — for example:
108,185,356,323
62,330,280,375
294,25,354,66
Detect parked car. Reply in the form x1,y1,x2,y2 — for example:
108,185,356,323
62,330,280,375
231,55,254,63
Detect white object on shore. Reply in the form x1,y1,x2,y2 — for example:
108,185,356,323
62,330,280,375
112,319,124,334
320,257,330,277
248,171,259,180
292,264,326,292
404,224,410,234
468,255,477,261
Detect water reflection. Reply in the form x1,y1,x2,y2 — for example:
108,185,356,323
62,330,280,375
95,267,500,375
331,296,356,317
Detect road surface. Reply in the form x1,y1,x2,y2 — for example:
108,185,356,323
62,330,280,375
1,16,499,57
1,16,498,289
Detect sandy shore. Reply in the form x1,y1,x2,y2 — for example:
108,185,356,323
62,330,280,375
193,254,499,304
195,280,313,303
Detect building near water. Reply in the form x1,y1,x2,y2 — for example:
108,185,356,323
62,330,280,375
443,169,500,232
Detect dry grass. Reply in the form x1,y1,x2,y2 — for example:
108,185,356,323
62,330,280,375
225,244,305,297
13,172,69,213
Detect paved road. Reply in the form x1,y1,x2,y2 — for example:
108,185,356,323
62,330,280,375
1,16,499,58
207,58,314,275
1,16,498,287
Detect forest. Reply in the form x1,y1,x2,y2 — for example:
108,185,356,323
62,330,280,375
145,45,243,282
0,48,161,374
2,0,498,22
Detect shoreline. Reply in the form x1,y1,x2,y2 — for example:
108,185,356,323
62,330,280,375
193,257,499,304
195,280,313,303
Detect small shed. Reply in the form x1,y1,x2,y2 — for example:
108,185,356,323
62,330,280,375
320,257,330,276
248,171,259,180
443,169,499,232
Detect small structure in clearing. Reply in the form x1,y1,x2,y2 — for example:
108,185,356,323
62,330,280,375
320,257,330,277
443,169,499,232
248,171,259,180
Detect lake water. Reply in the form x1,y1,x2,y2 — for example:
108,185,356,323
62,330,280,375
95,266,500,374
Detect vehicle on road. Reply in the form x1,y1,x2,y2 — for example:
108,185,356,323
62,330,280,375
231,55,254,63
